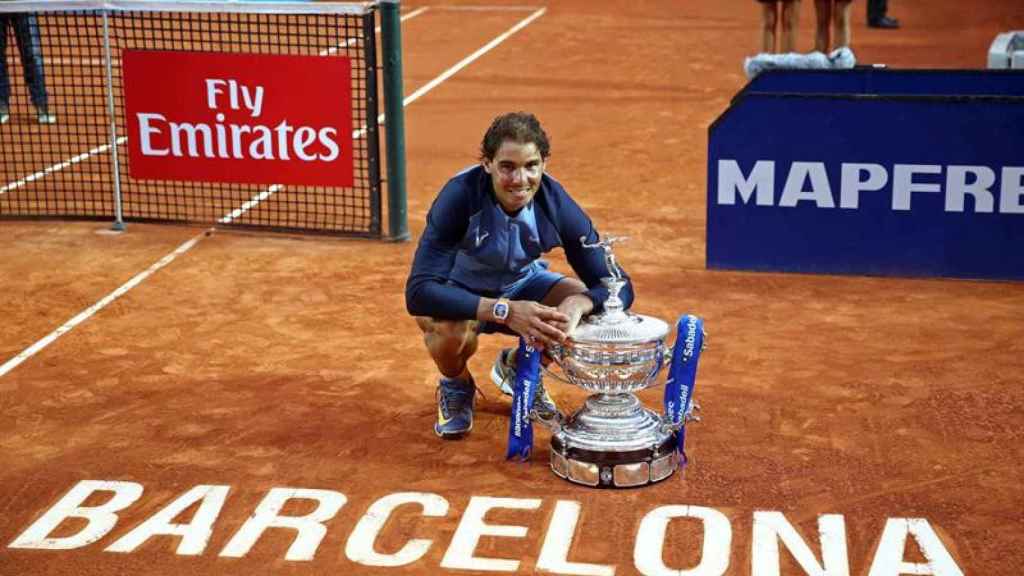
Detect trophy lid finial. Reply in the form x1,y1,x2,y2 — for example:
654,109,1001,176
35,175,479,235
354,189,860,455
580,235,628,281
571,234,669,344
580,235,630,322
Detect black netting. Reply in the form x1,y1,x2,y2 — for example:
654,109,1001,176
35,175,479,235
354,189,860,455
0,7,382,236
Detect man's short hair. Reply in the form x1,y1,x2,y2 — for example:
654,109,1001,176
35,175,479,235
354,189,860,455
479,112,551,161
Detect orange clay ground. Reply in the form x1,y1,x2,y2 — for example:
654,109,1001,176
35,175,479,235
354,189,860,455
1,1,1022,575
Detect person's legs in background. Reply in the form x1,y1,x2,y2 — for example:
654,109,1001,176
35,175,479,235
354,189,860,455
760,1,779,53
813,0,832,52
867,0,883,22
780,0,801,53
868,0,900,29
832,0,853,49
0,16,11,124
12,14,54,124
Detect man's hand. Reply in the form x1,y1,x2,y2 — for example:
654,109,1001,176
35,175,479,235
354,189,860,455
506,300,569,349
553,293,594,342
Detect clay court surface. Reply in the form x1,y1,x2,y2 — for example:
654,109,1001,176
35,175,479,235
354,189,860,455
1,1,1022,574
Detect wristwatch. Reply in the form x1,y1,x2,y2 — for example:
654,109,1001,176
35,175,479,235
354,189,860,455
493,297,511,324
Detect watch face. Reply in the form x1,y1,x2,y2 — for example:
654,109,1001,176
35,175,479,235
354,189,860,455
494,302,509,320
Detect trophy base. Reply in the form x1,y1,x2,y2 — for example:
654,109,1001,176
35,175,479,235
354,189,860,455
550,435,678,488
548,394,680,488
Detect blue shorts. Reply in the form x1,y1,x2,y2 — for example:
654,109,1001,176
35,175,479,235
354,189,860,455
459,264,565,335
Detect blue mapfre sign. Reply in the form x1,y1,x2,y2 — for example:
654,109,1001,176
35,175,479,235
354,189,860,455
707,70,1024,281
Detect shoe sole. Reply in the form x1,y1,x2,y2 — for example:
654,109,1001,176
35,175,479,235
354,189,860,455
434,422,472,439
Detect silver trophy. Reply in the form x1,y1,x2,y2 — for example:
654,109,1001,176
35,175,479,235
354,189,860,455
542,235,703,488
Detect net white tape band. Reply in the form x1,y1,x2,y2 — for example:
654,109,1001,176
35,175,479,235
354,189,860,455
0,1,376,16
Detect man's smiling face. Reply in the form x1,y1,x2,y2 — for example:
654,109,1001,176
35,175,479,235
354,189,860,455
483,140,546,215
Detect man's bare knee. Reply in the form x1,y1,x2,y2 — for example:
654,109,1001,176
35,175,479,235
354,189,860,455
413,317,477,354
542,277,588,307
440,320,472,341
419,318,473,342
415,317,479,373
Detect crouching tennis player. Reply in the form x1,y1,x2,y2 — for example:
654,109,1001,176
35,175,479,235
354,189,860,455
405,111,635,438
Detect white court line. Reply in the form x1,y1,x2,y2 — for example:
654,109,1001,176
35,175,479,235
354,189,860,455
0,5,548,377
0,235,204,378
0,137,128,196
433,5,542,11
217,184,282,224
400,7,546,109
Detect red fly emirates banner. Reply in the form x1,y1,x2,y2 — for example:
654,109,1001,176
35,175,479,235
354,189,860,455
124,50,354,187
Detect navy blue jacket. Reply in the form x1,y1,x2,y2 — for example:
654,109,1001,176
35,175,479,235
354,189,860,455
405,166,634,319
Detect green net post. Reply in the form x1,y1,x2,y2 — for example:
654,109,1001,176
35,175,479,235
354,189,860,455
381,0,410,241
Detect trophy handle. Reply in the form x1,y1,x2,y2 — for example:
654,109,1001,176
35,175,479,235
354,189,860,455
540,345,575,386
531,406,563,433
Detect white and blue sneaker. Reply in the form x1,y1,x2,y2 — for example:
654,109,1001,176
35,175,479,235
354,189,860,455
490,348,561,423
490,348,517,396
434,377,475,438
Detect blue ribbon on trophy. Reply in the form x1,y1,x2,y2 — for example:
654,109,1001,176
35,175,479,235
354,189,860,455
506,337,541,461
664,314,704,466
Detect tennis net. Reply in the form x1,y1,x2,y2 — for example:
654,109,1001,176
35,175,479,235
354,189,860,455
0,0,391,237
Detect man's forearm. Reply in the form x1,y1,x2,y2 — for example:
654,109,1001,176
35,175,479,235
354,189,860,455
476,296,502,323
